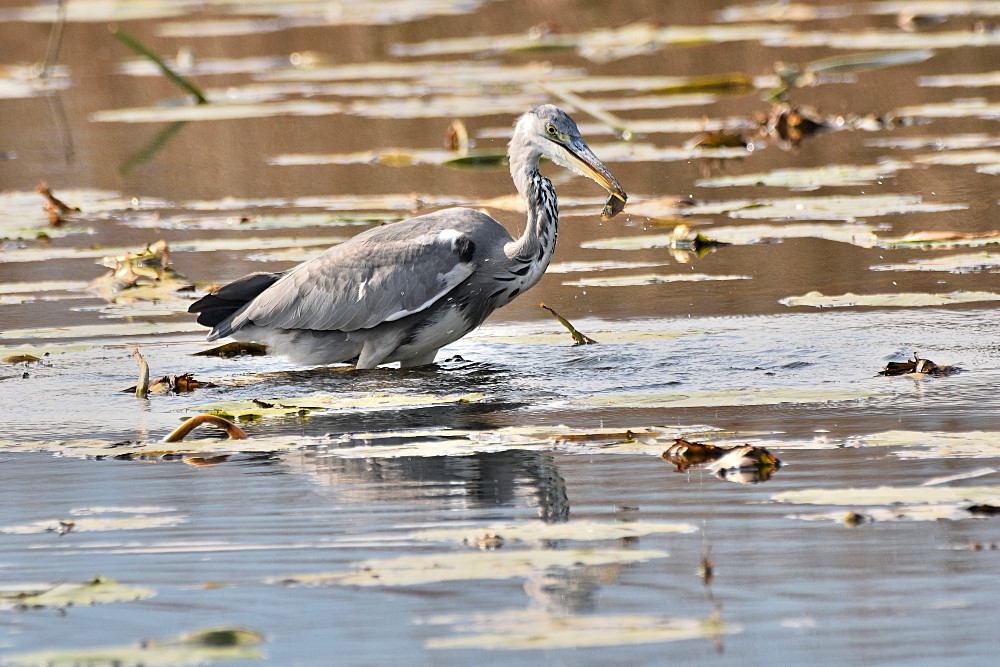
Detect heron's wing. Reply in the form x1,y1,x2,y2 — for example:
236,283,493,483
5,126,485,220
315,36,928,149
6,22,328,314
222,228,477,334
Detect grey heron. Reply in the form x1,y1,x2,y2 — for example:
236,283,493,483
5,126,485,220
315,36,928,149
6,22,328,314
189,105,627,368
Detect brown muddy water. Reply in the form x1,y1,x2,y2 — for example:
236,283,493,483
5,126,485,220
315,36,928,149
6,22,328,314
3,0,1000,664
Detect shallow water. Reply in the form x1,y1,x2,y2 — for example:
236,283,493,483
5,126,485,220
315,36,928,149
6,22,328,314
4,0,1000,664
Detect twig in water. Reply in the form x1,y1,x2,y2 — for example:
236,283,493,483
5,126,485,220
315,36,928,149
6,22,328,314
132,348,149,398
163,414,248,443
540,303,597,345
38,182,80,225
111,27,208,104
538,81,633,140
40,0,67,79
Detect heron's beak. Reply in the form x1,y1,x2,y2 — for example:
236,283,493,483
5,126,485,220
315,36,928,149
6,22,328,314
559,138,627,220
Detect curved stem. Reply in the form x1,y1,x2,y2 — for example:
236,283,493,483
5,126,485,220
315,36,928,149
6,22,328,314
163,414,248,443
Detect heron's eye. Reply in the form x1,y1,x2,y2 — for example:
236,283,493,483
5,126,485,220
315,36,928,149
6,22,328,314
546,124,557,136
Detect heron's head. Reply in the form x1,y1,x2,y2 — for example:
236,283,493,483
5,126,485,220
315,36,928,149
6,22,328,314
513,104,627,220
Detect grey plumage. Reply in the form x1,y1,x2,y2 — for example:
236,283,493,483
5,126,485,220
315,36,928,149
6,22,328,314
188,105,627,368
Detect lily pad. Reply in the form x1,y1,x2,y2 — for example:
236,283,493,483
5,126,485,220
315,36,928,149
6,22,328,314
0,626,264,666
773,485,1000,506
895,98,1000,121
0,434,310,460
695,161,911,190
0,280,92,295
874,230,1000,250
562,273,750,287
546,260,669,274
779,290,1000,308
390,21,793,63
268,148,506,168
920,71,1000,88
870,252,1000,273
406,520,697,546
683,194,964,223
126,212,379,231
0,2,186,22
1,509,187,534
0,63,72,99
422,609,738,650
189,393,486,421
583,222,882,250
846,430,1000,460
91,99,344,124
272,547,670,587
0,576,153,611
716,3,851,22
774,29,1000,51
867,133,1000,150
914,149,1000,166
584,386,889,409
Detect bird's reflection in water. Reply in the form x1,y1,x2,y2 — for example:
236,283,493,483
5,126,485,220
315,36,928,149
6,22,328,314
285,449,569,523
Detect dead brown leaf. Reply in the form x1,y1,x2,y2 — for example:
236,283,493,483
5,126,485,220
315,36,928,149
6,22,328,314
879,353,958,377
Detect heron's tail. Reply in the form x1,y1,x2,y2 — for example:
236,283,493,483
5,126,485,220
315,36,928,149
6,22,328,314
188,272,282,337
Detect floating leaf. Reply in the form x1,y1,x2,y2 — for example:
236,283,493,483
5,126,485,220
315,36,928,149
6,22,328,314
895,97,1000,121
546,260,668,274
422,609,738,650
874,230,1000,250
406,519,697,546
806,49,935,75
91,99,343,123
0,280,93,296
846,430,1000,460
867,133,1000,150
585,386,888,409
773,29,1000,52
687,194,964,223
696,161,911,190
152,0,494,35
0,235,346,264
780,290,1000,308
584,222,882,250
870,251,1000,273
920,71,1000,88
1,626,264,666
273,548,670,587
0,321,204,341
128,212,379,231
269,147,506,169
189,393,487,421
562,273,749,287
391,21,793,63
0,576,153,611
1,510,187,535
922,468,997,487
774,485,1000,506
0,343,93,358
716,3,851,22
0,63,72,99
914,149,1000,166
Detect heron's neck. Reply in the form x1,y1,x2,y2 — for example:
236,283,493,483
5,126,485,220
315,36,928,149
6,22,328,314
505,162,559,283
